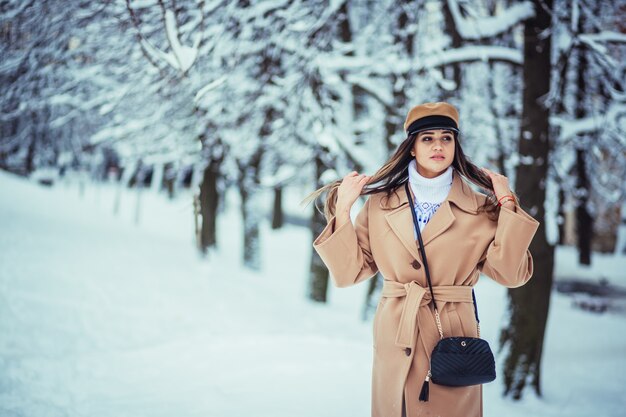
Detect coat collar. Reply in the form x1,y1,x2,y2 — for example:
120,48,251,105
383,169,479,260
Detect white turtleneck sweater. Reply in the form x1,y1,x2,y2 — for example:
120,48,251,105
408,159,453,235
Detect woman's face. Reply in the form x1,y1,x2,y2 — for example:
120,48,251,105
411,129,455,178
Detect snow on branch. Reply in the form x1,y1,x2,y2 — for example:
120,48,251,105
318,45,522,75
163,8,199,73
139,38,181,70
553,102,626,141
447,0,535,40
194,76,227,104
345,74,392,106
422,45,523,67
578,32,622,66
580,31,626,44
127,0,200,74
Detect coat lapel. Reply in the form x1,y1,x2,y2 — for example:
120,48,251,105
384,169,479,259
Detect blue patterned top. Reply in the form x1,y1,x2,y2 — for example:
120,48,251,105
412,201,442,238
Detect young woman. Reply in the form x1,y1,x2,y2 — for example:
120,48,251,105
303,102,540,417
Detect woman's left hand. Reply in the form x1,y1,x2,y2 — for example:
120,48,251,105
480,167,516,209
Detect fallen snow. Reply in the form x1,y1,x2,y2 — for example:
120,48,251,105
0,171,624,417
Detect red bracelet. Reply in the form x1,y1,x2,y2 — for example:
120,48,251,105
498,195,516,206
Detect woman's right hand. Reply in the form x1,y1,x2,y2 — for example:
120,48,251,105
336,171,372,214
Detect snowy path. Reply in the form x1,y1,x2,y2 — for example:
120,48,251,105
0,174,372,417
1,171,625,417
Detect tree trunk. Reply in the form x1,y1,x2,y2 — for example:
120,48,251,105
271,186,283,229
134,170,144,225
553,0,571,249
499,0,554,400
199,160,220,252
26,111,37,175
309,153,330,302
575,148,592,264
238,151,262,271
557,187,566,245
441,1,463,100
384,0,415,152
574,13,592,265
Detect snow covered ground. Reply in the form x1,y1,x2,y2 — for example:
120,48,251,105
1,171,625,417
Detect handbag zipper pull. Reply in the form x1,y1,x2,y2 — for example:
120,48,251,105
419,370,431,402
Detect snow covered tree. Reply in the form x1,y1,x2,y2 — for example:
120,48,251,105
124,0,229,247
549,0,626,258
0,1,105,176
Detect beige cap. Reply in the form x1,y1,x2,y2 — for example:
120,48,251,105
403,102,460,135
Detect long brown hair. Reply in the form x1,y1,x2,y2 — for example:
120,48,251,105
301,133,517,222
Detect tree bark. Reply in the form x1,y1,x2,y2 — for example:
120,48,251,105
238,148,263,271
199,160,220,252
499,0,555,400
441,0,463,100
575,148,592,264
557,187,566,245
26,111,37,175
384,0,415,152
574,13,593,265
271,186,283,229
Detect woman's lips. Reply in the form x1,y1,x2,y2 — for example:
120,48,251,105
431,156,445,160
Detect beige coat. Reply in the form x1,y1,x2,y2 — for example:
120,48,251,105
313,169,540,417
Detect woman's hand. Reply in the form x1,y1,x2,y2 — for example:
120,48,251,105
480,167,516,210
336,171,371,214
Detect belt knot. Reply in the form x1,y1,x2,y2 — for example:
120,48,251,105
381,280,473,351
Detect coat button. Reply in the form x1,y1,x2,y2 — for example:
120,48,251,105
411,260,421,270
405,347,412,356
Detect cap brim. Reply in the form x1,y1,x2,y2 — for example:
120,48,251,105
408,126,459,136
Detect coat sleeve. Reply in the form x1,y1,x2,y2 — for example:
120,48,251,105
477,205,540,288
312,196,378,288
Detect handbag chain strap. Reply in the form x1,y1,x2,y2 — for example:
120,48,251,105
404,182,481,339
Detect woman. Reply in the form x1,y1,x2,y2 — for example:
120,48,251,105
303,102,540,417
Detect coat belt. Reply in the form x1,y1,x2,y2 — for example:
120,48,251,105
381,280,473,357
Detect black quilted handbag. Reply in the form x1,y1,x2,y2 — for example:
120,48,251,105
404,183,496,402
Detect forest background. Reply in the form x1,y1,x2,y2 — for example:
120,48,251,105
1,0,625,416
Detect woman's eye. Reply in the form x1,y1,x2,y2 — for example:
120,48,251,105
421,136,452,141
